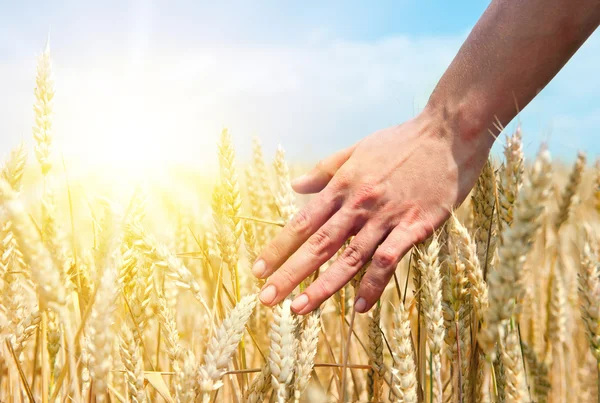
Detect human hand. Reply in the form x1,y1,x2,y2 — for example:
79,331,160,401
252,107,493,314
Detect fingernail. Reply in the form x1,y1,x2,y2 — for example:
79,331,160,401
252,259,266,278
354,297,367,313
259,284,277,305
291,174,308,186
291,293,309,313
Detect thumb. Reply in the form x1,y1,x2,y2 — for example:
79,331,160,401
292,145,356,194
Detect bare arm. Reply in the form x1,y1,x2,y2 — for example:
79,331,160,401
253,0,600,314
428,0,600,145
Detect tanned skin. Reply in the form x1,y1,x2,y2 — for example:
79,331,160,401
252,0,600,314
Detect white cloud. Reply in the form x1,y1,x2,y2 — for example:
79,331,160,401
1,28,598,175
0,33,465,172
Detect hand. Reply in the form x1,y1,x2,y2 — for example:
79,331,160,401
252,107,493,314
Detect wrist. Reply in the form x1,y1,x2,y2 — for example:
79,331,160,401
422,89,496,153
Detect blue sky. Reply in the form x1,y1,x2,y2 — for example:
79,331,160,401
0,1,598,171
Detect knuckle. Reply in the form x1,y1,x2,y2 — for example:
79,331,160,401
290,209,311,235
307,230,332,258
340,243,364,268
331,170,352,190
266,241,283,261
411,225,430,245
361,274,385,294
372,248,398,269
277,267,296,287
314,278,334,299
350,184,380,208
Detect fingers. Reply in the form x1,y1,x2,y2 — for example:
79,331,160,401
259,210,358,306
292,145,355,194
354,226,413,313
290,223,387,314
252,192,339,279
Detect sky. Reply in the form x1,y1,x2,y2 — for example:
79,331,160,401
0,0,598,174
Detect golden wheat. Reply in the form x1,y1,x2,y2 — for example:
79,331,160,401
0,43,599,403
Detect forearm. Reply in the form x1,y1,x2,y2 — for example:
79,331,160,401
426,0,600,146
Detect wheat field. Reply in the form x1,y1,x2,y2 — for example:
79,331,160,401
0,45,599,403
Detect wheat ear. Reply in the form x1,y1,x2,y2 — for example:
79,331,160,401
218,128,242,246
416,235,444,403
497,126,524,229
198,293,257,400
389,300,418,403
594,158,600,215
1,144,29,330
0,179,64,310
246,364,273,403
479,146,552,354
119,326,146,403
33,40,54,176
578,239,600,361
367,303,385,402
87,266,118,403
472,159,497,271
127,222,210,313
294,309,321,402
273,146,297,222
521,342,550,403
1,143,28,192
555,151,586,230
269,299,298,403
449,214,488,321
500,328,528,401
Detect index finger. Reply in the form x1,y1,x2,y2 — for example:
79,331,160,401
251,191,341,279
